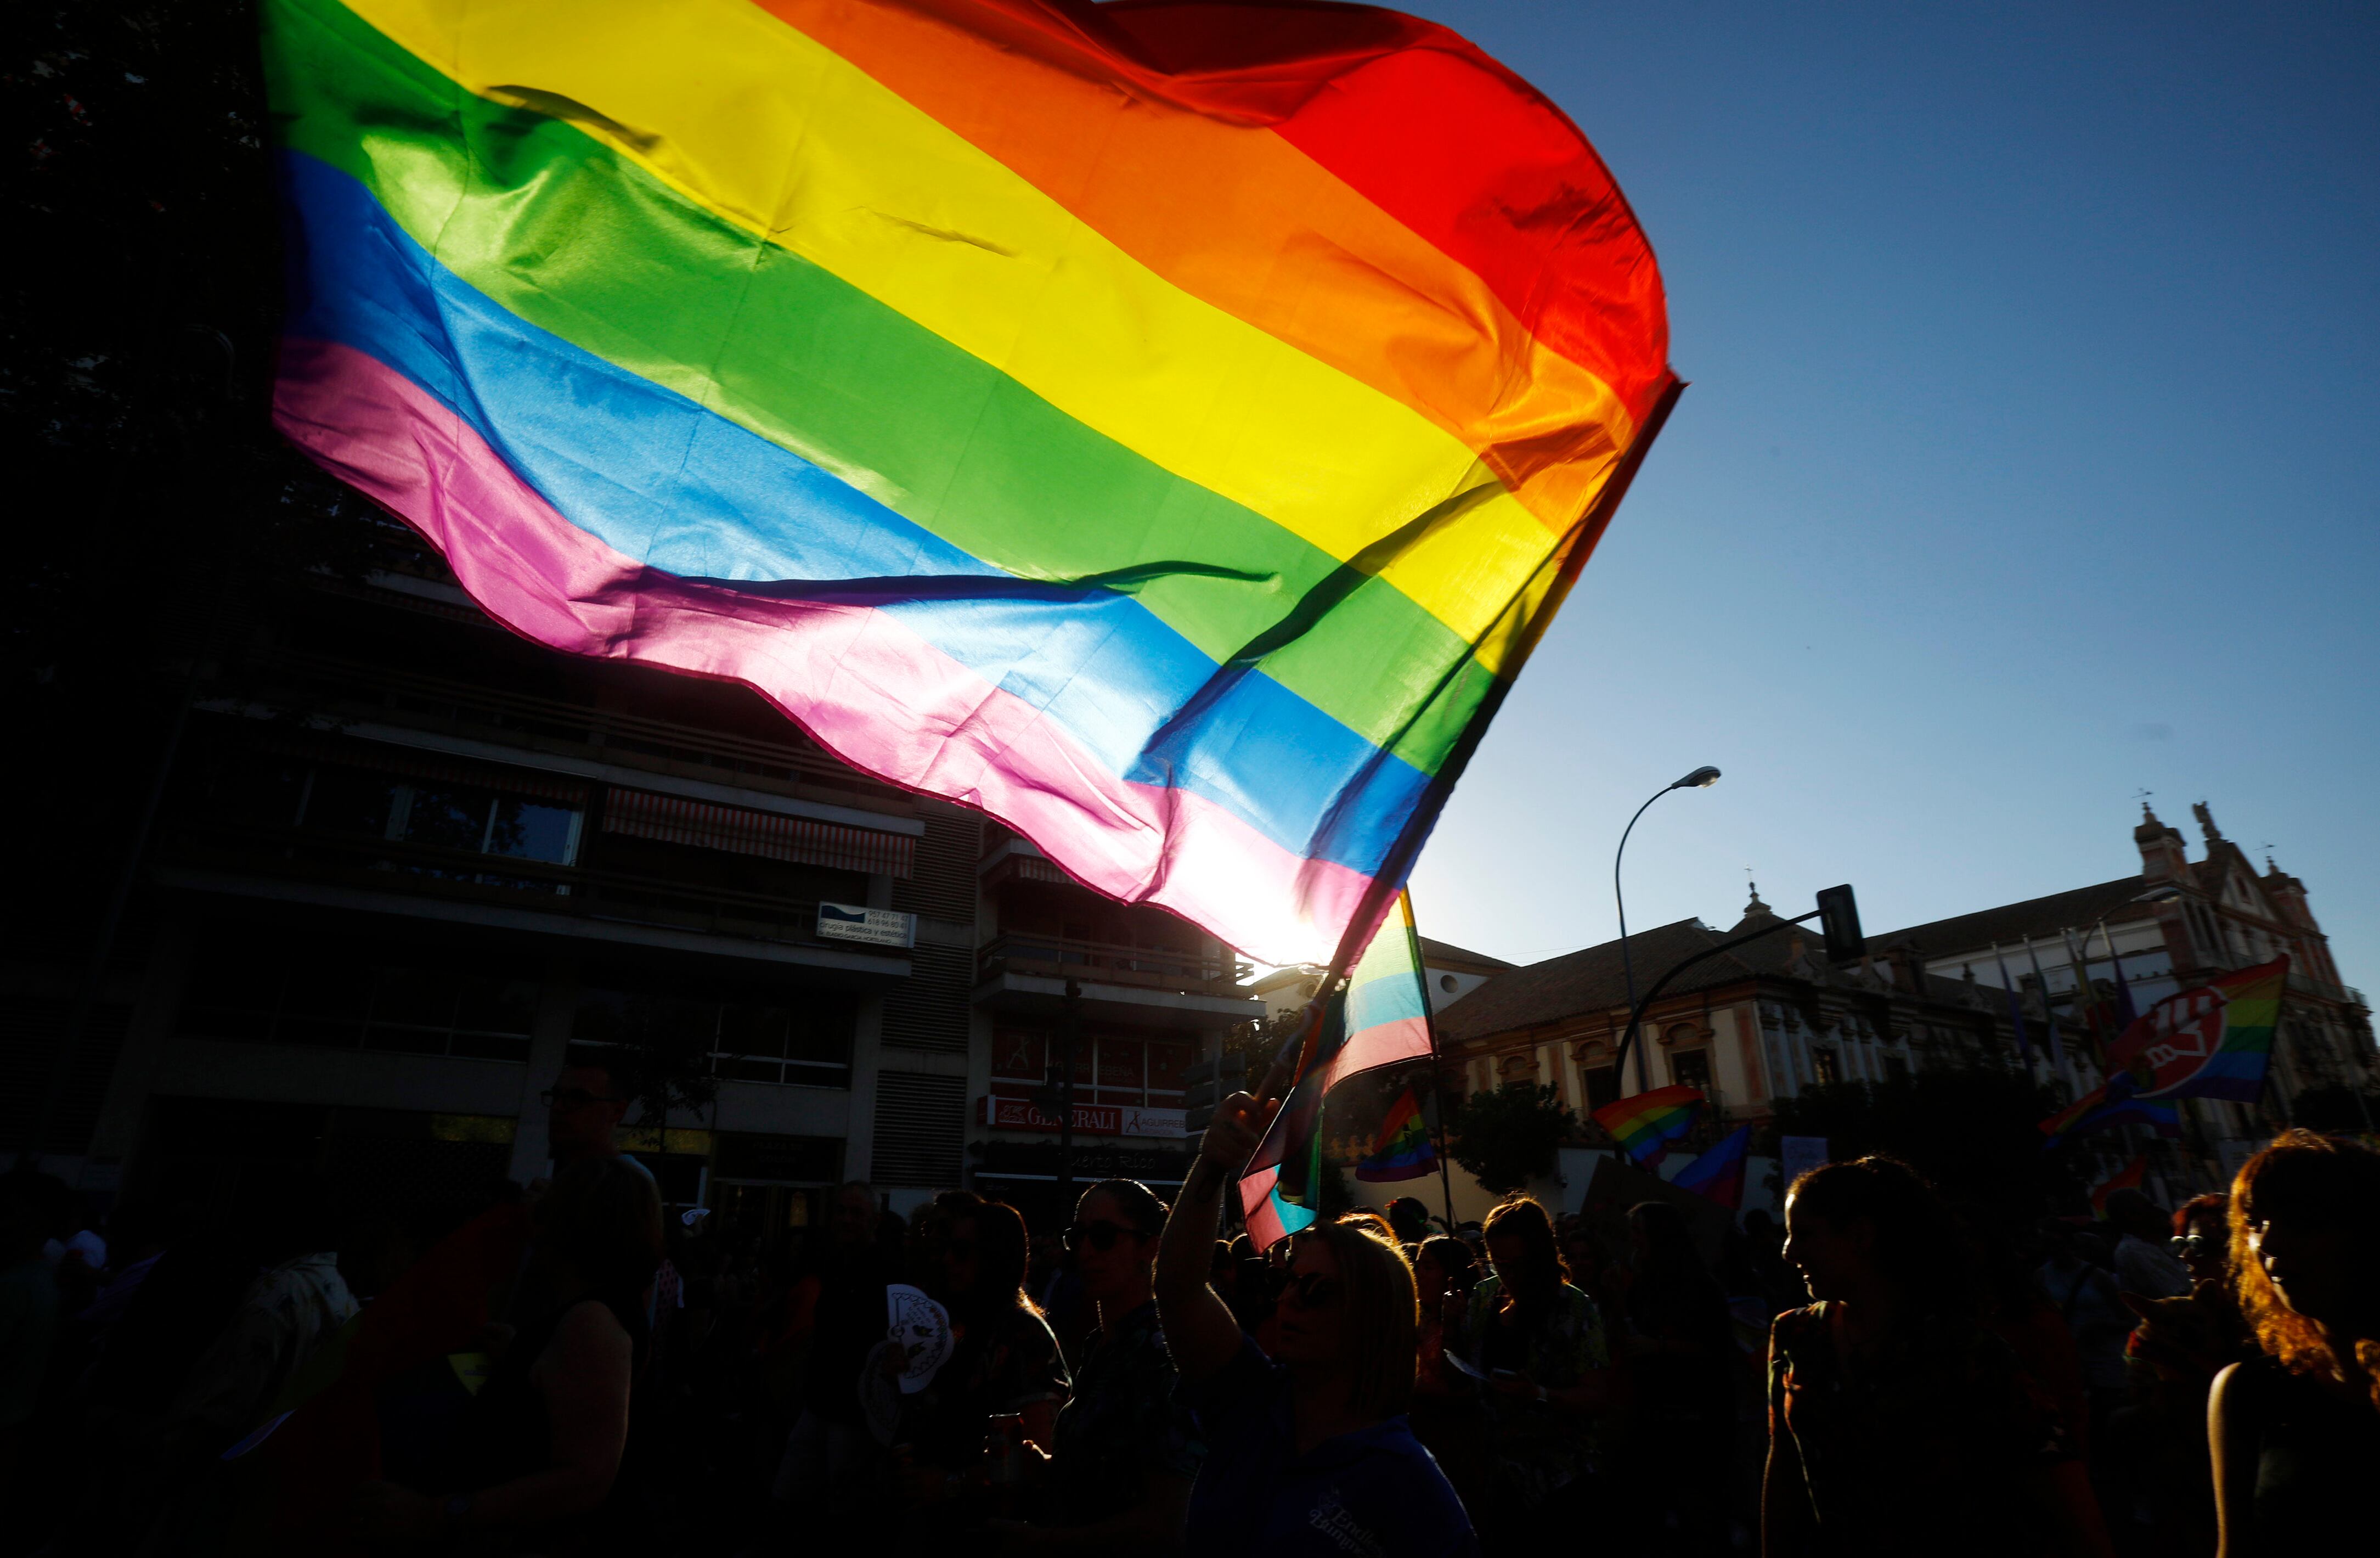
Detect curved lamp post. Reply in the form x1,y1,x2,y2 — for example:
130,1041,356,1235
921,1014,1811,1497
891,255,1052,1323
1615,765,1722,1092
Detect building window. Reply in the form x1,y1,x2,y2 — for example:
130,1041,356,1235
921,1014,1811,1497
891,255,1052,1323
1670,1048,1713,1095
1583,1065,1620,1113
574,987,855,1089
177,935,538,1062
1885,1055,1911,1083
208,752,583,868
1812,1048,1841,1084
988,1027,1191,1107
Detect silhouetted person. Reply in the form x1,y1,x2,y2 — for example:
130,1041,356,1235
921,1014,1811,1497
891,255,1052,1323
352,1154,663,1548
1764,1156,2109,1558
2208,1130,2380,1558
1158,1090,1475,1557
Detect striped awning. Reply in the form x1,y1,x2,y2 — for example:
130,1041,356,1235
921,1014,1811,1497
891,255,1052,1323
604,788,913,878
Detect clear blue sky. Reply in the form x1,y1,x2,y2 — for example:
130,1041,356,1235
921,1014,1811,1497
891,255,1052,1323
1391,3,2380,991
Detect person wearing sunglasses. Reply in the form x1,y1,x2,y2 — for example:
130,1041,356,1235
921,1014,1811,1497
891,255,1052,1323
539,1062,631,1175
1156,1090,1477,1557
2120,1193,2252,1556
997,1180,1205,1551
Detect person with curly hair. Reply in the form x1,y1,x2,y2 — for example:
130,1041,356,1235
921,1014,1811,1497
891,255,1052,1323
2208,1129,2380,1557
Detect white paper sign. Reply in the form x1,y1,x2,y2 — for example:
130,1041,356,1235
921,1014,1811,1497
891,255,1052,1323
817,902,918,949
885,1283,953,1395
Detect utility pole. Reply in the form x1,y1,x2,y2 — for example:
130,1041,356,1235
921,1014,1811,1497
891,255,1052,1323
1056,978,1081,1210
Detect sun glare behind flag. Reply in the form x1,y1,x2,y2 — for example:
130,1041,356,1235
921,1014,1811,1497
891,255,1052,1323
261,0,1676,970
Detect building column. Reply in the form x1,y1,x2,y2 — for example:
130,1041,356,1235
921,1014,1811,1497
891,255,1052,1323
847,992,887,1185
505,950,580,1185
84,919,196,1189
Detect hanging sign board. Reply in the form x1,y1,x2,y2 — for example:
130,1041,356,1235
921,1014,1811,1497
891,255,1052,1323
816,902,917,949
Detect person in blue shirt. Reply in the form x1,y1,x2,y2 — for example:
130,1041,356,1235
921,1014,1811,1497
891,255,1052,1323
1156,1089,1478,1558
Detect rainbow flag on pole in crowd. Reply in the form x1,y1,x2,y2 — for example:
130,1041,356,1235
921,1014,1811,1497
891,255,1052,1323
1672,1124,1751,1208
1243,891,1441,1245
261,0,1676,971
1356,1088,1437,1183
2038,1073,2181,1145
1591,1084,1704,1168
2088,1154,2147,1219
2110,958,2287,1104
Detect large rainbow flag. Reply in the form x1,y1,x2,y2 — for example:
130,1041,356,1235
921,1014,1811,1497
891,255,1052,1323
260,0,1674,968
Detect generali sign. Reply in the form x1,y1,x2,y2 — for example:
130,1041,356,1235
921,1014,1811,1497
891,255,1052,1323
980,1096,1185,1139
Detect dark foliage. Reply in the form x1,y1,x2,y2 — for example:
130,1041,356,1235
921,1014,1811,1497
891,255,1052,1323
1449,1080,1574,1195
5,3,376,957
2289,1083,2380,1135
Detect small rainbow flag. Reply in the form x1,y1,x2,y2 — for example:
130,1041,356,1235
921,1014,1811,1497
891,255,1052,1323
1672,1124,1751,1208
2088,1154,2147,1219
1243,891,1442,1245
2038,1074,2180,1145
2112,957,2286,1104
1591,1084,1704,1167
1357,1088,1437,1183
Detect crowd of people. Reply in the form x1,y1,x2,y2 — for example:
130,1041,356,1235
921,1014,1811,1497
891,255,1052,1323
0,1065,2373,1557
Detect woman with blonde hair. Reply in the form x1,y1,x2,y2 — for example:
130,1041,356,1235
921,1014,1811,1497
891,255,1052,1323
1158,1092,1475,1557
2208,1129,2380,1557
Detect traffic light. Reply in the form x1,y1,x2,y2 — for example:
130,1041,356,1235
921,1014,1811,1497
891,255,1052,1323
1181,1050,1249,1136
1817,883,1864,963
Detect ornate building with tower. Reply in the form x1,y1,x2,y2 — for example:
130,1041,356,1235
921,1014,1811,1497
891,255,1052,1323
1432,803,2370,1197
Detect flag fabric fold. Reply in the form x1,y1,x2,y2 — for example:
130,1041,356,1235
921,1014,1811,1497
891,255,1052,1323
261,0,1674,968
1591,1084,1705,1168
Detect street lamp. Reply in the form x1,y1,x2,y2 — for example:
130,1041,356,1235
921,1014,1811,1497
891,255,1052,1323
1615,766,1722,1091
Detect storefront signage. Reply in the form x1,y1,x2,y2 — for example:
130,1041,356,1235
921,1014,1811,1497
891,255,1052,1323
980,1096,1185,1139
816,902,917,949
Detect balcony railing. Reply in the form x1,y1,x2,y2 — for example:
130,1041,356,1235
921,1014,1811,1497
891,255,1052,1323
978,932,1249,998
162,821,864,953
225,648,898,807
